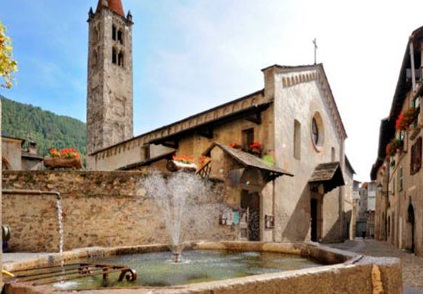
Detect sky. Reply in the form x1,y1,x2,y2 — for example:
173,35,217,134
1,0,423,182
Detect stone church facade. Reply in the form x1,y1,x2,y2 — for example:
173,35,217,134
86,0,350,243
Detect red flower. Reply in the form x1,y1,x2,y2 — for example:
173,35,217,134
229,142,242,150
50,148,80,159
173,155,194,164
249,142,262,149
396,108,418,131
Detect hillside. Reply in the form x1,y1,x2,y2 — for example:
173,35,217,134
0,95,86,158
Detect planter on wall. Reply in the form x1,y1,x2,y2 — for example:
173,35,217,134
43,157,82,170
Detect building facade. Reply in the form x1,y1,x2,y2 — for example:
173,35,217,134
86,0,351,243
2,136,43,171
371,25,423,256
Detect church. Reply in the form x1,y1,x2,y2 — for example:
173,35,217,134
86,0,353,243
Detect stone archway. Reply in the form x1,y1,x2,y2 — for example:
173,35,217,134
241,190,261,241
408,202,415,253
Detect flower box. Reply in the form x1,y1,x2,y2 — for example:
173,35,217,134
166,160,197,173
43,156,82,170
396,107,419,131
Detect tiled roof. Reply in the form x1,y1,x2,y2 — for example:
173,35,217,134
204,142,293,180
97,0,125,17
309,162,345,193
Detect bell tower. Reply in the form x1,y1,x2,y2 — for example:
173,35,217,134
86,0,133,156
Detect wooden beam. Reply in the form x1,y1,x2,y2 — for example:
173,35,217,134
198,127,214,139
161,140,179,149
245,112,262,124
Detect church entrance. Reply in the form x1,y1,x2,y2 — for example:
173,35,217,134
310,197,322,242
241,191,260,241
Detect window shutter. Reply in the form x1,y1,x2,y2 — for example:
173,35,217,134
411,142,416,175
417,137,422,172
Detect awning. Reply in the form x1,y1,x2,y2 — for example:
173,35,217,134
309,162,345,193
203,142,293,182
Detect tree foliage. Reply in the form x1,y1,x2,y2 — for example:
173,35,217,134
1,95,86,158
0,20,18,88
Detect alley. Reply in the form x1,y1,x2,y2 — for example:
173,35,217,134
328,239,423,293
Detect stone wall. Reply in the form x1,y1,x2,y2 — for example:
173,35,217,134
2,171,235,252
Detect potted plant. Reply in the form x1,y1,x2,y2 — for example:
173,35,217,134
248,142,262,156
167,154,197,172
43,148,82,170
229,142,242,151
396,107,419,131
386,139,403,157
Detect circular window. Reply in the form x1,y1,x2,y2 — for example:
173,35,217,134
311,112,324,150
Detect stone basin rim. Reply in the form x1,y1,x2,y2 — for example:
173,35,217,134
2,241,402,294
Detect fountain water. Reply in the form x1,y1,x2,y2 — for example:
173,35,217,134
56,197,65,276
143,171,211,262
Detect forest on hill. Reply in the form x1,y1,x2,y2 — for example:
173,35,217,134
1,95,86,158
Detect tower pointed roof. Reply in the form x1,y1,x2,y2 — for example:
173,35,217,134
97,0,125,17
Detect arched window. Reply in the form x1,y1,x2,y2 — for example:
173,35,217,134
112,47,117,64
294,120,301,160
118,51,124,67
112,25,117,40
117,29,124,44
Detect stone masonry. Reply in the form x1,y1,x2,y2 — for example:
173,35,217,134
2,171,235,252
86,1,134,155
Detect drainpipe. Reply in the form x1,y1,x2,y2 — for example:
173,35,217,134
2,189,61,200
272,179,276,242
410,38,417,93
385,161,390,242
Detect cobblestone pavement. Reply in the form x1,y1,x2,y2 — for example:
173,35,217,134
327,238,423,293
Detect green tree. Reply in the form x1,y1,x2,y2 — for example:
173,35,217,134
0,19,18,88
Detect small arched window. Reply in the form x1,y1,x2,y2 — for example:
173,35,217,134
112,47,117,64
117,29,124,44
112,25,117,41
118,51,124,67
294,120,301,160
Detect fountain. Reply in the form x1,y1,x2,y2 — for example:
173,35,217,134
0,178,404,293
142,171,211,263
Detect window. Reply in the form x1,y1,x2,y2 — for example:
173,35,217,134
118,52,124,67
112,48,117,64
311,118,318,145
242,128,254,150
294,120,301,160
311,112,324,150
410,136,422,175
117,29,123,44
331,147,335,161
112,25,117,41
398,166,403,192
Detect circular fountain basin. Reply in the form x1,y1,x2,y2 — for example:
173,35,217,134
53,250,320,290
2,241,403,294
